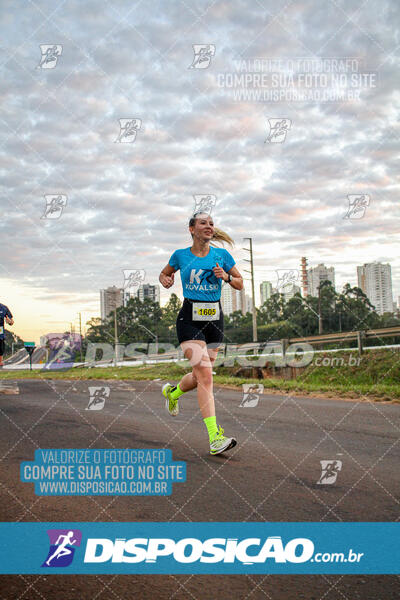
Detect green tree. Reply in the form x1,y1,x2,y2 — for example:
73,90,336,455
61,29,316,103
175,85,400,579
160,293,182,343
4,330,24,357
339,284,377,331
259,292,286,324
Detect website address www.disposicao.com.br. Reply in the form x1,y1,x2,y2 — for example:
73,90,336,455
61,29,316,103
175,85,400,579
38,480,167,495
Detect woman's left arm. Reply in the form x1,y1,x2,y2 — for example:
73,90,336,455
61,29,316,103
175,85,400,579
226,265,243,290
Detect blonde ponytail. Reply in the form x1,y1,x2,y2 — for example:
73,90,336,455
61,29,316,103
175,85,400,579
210,227,234,248
189,212,234,247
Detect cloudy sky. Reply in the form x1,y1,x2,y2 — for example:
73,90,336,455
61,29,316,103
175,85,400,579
1,0,399,342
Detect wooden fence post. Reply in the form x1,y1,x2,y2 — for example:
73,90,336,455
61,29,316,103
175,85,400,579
281,338,289,364
357,331,364,355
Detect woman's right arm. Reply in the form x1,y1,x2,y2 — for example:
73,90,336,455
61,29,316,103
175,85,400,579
159,264,176,288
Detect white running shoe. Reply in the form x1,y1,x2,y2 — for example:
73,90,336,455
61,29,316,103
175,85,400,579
210,426,237,455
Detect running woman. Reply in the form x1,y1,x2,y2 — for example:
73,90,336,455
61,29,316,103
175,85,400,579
159,211,243,455
0,302,14,367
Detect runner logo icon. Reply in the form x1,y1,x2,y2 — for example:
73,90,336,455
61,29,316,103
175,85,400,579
87,386,110,410
42,529,82,567
317,460,342,485
240,384,264,408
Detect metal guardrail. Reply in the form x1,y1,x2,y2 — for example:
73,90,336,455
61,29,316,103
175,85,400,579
285,326,400,345
225,326,400,355
283,326,400,355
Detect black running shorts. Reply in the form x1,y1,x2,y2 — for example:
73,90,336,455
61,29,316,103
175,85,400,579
176,298,224,345
0,339,4,355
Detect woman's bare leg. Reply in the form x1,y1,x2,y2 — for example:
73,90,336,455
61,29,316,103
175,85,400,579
174,342,235,453
180,341,216,419
178,344,220,393
178,370,197,392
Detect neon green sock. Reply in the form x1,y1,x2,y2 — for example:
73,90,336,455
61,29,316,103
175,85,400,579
204,416,218,442
170,383,185,401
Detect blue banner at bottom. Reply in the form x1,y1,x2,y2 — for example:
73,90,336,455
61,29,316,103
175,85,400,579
0,522,398,574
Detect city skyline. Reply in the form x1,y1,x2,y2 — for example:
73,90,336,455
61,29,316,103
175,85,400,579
96,258,396,328
3,254,398,343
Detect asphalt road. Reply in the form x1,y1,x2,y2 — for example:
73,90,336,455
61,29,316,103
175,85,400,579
0,378,399,599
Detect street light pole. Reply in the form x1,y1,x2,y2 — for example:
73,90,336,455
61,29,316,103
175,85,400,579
114,308,119,366
318,285,323,334
138,323,158,357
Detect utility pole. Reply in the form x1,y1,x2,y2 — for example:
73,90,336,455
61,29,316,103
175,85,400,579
138,323,158,357
335,299,342,332
114,307,118,366
78,312,83,362
318,284,323,334
242,237,257,342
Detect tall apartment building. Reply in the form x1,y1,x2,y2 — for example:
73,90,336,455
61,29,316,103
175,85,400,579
357,262,394,315
100,286,124,320
260,281,273,307
221,282,250,316
131,284,160,304
244,294,252,314
307,264,335,297
221,282,234,315
139,283,160,304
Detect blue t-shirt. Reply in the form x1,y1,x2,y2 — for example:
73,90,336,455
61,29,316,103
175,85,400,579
168,246,236,301
0,303,12,340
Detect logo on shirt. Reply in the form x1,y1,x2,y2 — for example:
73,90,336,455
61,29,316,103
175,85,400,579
188,269,218,292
